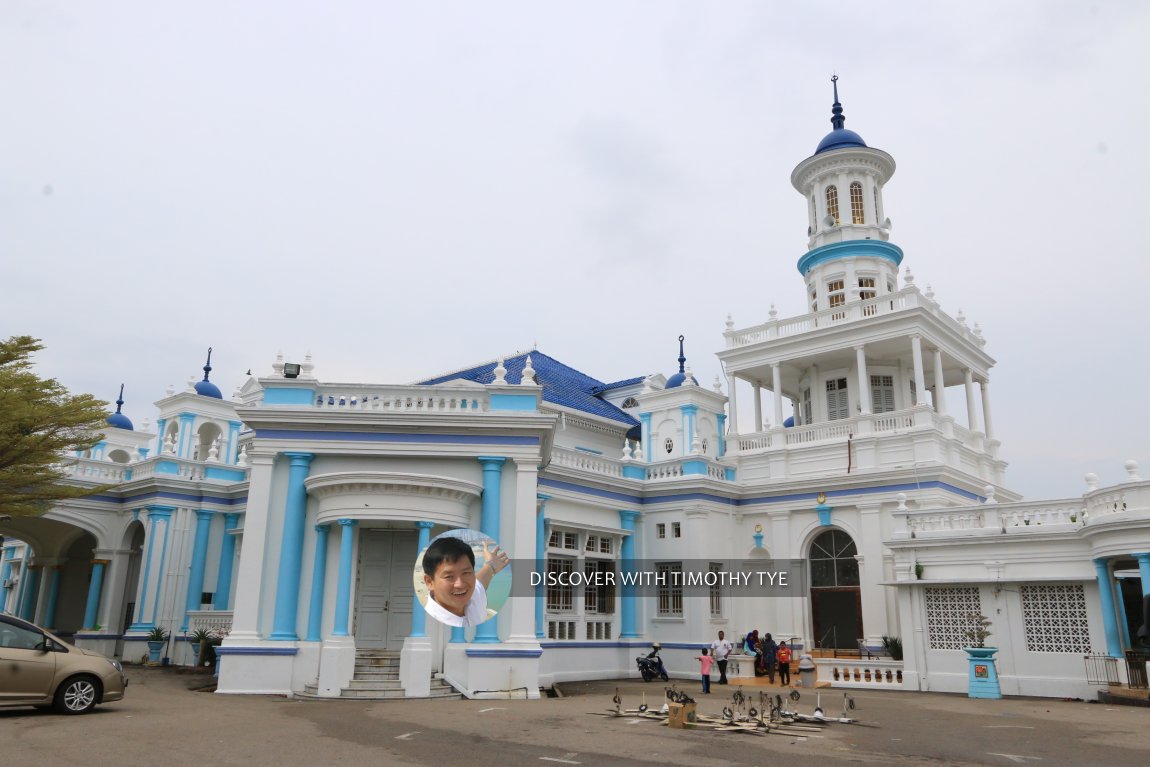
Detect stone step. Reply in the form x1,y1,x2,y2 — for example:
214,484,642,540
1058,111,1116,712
355,657,401,667
353,668,400,678
300,679,461,701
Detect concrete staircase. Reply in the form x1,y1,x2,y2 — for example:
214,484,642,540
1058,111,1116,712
300,649,462,700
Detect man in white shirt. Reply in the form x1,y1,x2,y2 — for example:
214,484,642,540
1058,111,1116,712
710,630,733,684
422,537,509,628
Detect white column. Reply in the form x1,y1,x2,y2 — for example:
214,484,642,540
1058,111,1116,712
726,374,740,440
771,364,784,427
855,345,871,415
509,460,541,643
811,364,822,422
753,383,763,431
964,369,980,432
910,336,927,406
980,380,995,440
224,454,274,641
931,348,947,414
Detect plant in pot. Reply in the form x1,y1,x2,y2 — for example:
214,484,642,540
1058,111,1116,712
881,635,904,661
146,626,169,664
963,613,1001,699
189,628,215,667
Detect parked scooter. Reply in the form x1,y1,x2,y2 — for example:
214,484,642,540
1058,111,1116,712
636,642,669,682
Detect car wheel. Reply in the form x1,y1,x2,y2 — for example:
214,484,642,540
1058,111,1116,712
54,675,100,715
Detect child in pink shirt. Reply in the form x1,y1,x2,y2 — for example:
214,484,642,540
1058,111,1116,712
694,647,714,693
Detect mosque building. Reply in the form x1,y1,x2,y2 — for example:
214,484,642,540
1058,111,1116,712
3,82,1147,700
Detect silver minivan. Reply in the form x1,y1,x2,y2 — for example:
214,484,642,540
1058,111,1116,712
0,612,128,714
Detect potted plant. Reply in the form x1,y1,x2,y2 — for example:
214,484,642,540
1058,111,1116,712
189,628,214,667
146,626,168,664
914,563,924,580
963,613,1001,699
881,635,903,661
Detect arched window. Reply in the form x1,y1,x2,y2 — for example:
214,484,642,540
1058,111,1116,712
850,182,864,224
621,397,640,409
825,186,840,225
809,529,859,587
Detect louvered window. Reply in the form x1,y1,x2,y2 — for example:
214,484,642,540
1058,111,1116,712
825,378,849,421
870,375,895,413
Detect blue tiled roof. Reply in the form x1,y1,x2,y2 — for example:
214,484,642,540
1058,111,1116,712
590,377,645,395
418,352,640,428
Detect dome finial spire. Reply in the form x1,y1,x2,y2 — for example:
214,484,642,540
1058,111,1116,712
677,334,686,374
115,383,125,413
202,347,213,382
830,74,845,131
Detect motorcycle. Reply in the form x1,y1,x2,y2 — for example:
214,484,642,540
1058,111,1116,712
636,647,669,682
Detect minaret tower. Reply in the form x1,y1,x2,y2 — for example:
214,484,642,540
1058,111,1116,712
790,76,902,313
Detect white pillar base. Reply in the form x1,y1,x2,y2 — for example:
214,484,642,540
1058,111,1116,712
400,636,434,697
317,636,357,697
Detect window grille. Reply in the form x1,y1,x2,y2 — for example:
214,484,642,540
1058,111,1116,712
825,185,840,224
850,181,865,224
924,586,982,650
1020,584,1091,653
657,562,683,616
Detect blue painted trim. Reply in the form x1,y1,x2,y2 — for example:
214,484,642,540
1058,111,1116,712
540,641,675,650
622,465,646,480
254,429,539,446
1094,558,1122,657
305,524,331,643
575,447,604,455
83,561,106,630
155,460,182,476
682,460,708,476
182,510,214,630
475,457,506,644
205,467,247,481
332,519,357,638
489,393,538,411
411,521,435,639
816,503,833,527
796,239,904,276
213,513,240,610
465,649,543,658
619,509,640,639
74,632,122,640
725,467,737,481
263,387,318,405
177,412,197,459
271,452,314,641
716,413,727,457
215,647,299,656
640,414,652,462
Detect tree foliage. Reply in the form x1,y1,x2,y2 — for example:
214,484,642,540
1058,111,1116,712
0,336,112,517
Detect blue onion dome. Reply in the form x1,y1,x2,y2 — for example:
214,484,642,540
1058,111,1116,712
665,335,698,388
815,75,867,155
106,384,134,430
195,347,223,399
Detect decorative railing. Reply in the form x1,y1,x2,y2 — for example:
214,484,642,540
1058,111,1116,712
1085,482,1149,519
128,456,204,481
311,384,489,412
726,287,981,349
644,457,730,482
819,658,904,688
550,447,624,477
895,498,1085,539
187,610,233,638
61,458,129,483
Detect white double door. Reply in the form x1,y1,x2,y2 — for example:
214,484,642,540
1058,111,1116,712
354,530,416,650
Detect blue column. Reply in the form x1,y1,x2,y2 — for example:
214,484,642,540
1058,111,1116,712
1094,558,1123,657
183,510,214,630
535,495,551,639
619,509,641,638
213,513,240,610
474,456,506,644
0,553,11,614
83,560,108,629
154,418,167,455
717,413,727,457
410,521,435,638
332,519,357,637
13,559,30,617
1135,552,1150,598
1116,577,1132,650
177,412,196,458
271,452,315,641
43,567,61,629
227,421,242,464
305,524,331,642
19,566,41,621
640,414,652,462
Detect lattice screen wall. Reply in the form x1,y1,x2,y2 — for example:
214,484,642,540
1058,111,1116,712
925,586,982,650
1020,584,1092,654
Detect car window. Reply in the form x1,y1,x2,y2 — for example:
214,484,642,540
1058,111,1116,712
0,620,44,650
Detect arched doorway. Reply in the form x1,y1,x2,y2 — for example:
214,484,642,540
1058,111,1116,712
809,528,862,651
115,522,146,658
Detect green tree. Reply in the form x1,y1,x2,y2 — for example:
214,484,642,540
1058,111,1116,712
0,336,112,517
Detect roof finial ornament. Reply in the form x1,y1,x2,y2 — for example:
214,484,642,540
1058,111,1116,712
115,383,126,414
677,334,686,374
830,74,846,131
202,347,214,382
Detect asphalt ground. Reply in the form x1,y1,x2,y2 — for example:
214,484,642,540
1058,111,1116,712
2,668,1147,767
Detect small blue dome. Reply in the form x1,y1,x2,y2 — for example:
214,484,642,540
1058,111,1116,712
816,128,867,154
195,380,223,399
665,372,698,389
106,411,134,430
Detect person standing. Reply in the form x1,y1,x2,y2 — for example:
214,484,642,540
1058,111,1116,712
711,630,733,685
694,647,714,694
761,633,778,683
776,640,792,686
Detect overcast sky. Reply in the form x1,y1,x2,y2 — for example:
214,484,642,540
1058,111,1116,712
2,1,1146,501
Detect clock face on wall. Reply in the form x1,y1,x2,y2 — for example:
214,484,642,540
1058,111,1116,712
816,492,827,505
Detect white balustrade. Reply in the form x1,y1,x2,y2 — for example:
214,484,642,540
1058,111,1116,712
819,659,904,689
550,447,624,478
311,384,489,413
187,610,233,638
61,458,128,482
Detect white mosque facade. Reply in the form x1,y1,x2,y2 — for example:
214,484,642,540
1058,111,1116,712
3,87,1148,701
